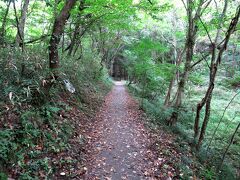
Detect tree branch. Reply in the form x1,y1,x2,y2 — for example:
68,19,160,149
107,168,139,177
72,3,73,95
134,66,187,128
207,91,240,152
147,0,153,5
190,53,209,69
198,16,214,45
180,0,187,11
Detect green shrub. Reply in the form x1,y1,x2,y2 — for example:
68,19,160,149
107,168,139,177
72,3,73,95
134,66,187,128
0,172,8,180
0,129,18,164
200,167,216,180
0,44,112,178
223,72,240,88
218,164,236,180
189,72,205,85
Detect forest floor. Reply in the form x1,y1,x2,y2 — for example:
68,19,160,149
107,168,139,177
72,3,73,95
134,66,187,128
82,81,185,180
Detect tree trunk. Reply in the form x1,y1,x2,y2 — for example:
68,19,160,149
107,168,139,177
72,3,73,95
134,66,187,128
67,0,85,56
68,23,82,56
164,24,186,107
206,91,240,151
175,1,194,107
231,45,237,77
168,0,195,125
194,5,240,150
214,0,228,44
16,0,30,46
196,89,213,150
49,0,77,70
164,77,175,107
218,121,240,171
0,0,11,46
194,46,216,139
193,0,229,141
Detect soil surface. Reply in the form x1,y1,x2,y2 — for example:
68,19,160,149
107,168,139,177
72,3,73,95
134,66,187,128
84,82,159,179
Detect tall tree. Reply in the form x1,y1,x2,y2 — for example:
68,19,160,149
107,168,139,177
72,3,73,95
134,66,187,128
194,5,240,150
66,0,85,56
194,0,229,142
168,0,206,125
15,0,30,46
49,0,77,71
0,0,12,46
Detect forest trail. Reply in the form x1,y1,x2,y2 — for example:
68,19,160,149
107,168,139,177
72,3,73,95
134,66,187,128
84,81,158,179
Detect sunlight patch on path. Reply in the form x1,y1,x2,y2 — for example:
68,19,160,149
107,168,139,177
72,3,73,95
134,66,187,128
113,80,126,86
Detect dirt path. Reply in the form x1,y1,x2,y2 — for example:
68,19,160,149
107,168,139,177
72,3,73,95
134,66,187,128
84,82,158,179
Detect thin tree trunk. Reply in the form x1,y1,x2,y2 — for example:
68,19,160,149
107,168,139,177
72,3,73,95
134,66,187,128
164,24,186,107
164,77,175,107
167,47,186,107
196,90,213,150
206,91,240,151
16,0,30,46
168,0,208,126
61,32,65,54
231,45,237,77
67,0,85,56
214,0,228,44
193,0,229,141
49,0,77,70
194,5,240,149
218,121,240,171
68,23,81,56
0,0,11,46
174,0,205,107
194,46,216,139
168,0,195,125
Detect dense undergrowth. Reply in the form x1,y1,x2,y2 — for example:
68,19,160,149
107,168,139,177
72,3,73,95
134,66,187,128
0,0,239,179
127,61,240,179
0,46,112,179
